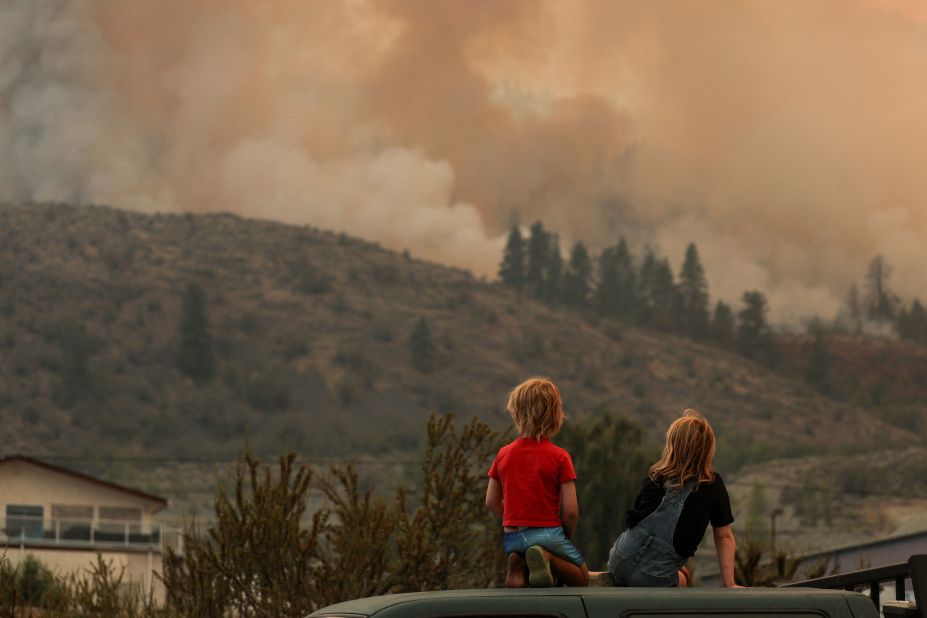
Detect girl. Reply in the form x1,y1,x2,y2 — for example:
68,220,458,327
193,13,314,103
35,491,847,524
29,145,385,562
608,410,740,588
485,377,589,587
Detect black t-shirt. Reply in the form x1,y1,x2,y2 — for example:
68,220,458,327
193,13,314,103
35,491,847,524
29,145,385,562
624,473,734,559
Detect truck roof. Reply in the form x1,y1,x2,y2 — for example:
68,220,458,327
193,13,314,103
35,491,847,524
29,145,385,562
311,587,871,617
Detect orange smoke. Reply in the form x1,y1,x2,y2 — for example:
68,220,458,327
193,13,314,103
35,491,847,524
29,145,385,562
2,1,926,320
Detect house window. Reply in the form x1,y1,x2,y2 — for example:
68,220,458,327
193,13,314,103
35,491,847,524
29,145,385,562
97,506,142,542
6,504,44,539
52,504,93,541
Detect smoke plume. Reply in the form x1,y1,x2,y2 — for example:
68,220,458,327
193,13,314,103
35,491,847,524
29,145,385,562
2,1,926,321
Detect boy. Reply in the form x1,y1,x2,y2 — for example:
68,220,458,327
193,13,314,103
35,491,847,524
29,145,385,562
485,377,589,587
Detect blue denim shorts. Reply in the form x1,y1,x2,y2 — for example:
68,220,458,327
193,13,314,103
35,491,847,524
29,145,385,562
503,526,585,566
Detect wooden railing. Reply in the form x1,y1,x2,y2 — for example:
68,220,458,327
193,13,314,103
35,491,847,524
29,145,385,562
784,555,927,618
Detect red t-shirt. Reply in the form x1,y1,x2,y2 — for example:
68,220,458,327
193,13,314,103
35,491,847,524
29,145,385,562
487,437,577,527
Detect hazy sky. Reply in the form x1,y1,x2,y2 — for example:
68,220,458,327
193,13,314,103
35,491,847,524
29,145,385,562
2,1,926,321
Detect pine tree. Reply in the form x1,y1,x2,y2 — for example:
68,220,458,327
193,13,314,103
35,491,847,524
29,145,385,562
594,247,619,316
736,291,777,365
613,239,639,321
53,322,100,407
653,258,680,328
898,299,927,344
637,250,657,324
176,282,215,381
594,239,639,320
557,413,657,568
639,251,679,329
864,255,899,322
847,284,862,322
910,300,927,343
804,327,831,395
562,241,592,307
526,221,549,298
678,243,710,338
897,304,910,339
840,284,863,334
543,234,564,302
498,226,525,290
711,301,736,348
409,318,436,372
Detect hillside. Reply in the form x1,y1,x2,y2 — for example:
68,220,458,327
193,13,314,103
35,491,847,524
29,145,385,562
0,203,915,474
777,333,927,434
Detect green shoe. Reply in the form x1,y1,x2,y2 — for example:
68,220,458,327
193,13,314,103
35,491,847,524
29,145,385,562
526,545,553,588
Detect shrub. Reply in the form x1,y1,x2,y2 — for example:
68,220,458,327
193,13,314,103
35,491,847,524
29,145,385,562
238,313,261,334
509,329,545,363
283,338,310,361
16,554,57,606
370,322,394,342
294,264,333,295
162,452,321,617
333,346,367,371
162,415,504,614
372,264,401,285
242,369,291,413
0,553,159,616
50,321,102,408
335,376,358,406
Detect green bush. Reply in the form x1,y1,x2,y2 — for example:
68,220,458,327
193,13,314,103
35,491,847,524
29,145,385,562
16,554,57,606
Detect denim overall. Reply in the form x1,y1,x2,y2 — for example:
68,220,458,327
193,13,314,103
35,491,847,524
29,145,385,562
607,480,695,587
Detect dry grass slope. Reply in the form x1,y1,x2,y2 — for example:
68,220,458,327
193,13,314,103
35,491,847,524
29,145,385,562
0,203,915,473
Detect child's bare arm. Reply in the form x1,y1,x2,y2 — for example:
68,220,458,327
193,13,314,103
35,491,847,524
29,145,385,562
712,524,741,588
485,478,504,520
560,481,579,539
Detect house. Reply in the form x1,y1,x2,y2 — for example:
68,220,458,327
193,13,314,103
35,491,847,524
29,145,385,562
793,530,927,576
698,529,927,590
0,455,177,601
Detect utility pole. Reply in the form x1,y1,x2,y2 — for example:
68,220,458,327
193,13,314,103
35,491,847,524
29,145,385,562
771,507,784,576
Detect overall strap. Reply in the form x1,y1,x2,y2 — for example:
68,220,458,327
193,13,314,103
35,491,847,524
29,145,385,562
639,479,697,542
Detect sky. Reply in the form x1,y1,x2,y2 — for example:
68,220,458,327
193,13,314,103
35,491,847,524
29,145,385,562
2,0,926,322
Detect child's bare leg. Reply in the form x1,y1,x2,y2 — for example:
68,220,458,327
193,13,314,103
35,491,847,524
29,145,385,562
505,553,528,588
544,549,589,586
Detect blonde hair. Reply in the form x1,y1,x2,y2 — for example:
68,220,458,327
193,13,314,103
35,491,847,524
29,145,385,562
649,409,716,489
507,377,564,440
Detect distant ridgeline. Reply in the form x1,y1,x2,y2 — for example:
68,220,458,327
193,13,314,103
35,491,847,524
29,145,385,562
497,221,927,361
